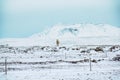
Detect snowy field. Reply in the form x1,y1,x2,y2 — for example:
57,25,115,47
0,45,120,80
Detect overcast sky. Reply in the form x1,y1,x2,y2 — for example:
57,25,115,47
0,0,120,38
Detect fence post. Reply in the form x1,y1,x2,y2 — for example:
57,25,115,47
88,52,92,71
65,53,67,59
5,57,7,75
89,57,92,71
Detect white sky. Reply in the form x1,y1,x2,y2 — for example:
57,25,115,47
4,0,113,13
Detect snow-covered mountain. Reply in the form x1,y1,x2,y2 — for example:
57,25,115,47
31,24,120,38
0,24,120,46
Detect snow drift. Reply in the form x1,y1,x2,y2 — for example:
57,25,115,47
0,24,120,46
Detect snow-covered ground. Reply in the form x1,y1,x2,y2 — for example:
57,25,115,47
0,62,120,80
0,45,120,80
